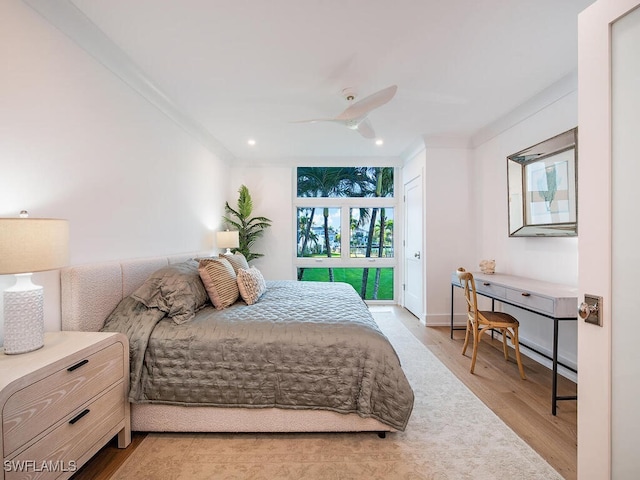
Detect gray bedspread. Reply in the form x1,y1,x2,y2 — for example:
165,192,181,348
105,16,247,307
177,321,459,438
102,280,414,430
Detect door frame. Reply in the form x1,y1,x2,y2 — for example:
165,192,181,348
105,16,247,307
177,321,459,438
403,173,425,322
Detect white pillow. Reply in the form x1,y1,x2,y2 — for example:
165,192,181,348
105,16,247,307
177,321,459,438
236,267,267,305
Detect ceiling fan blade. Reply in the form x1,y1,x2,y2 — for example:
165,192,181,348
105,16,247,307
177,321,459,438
289,118,334,124
335,85,398,121
356,118,376,139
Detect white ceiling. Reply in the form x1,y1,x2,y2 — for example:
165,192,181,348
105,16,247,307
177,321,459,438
37,0,595,163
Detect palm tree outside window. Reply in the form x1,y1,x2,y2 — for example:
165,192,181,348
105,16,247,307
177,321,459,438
295,167,396,301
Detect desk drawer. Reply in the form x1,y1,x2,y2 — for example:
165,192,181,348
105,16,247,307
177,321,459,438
475,281,506,299
3,343,124,456
5,382,125,480
505,287,555,315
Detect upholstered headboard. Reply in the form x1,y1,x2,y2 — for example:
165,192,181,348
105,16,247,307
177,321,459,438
60,252,209,332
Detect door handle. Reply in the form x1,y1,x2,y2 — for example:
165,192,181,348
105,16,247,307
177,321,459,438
414,252,421,259
578,302,597,318
579,294,603,326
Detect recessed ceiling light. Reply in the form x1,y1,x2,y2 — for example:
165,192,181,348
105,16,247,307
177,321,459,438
375,139,384,146
247,138,256,146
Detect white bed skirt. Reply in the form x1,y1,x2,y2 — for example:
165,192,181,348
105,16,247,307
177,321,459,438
132,404,393,433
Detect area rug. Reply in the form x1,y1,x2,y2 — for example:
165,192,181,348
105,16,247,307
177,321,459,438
112,308,563,480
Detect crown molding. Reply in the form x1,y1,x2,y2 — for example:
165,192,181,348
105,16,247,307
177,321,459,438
23,0,235,163
470,70,578,149
422,135,472,149
400,137,426,164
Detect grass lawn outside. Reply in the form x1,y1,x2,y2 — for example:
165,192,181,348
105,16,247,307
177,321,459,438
298,267,394,300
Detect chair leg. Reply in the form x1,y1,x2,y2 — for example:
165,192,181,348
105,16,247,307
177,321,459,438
461,321,471,356
512,327,526,380
470,327,480,374
501,328,509,360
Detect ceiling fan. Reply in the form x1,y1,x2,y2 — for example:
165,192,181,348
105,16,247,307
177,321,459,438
293,85,397,139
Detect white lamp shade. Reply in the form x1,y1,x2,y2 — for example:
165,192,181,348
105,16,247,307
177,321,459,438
216,230,239,249
0,218,69,274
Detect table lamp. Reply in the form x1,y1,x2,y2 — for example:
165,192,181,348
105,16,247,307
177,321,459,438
216,230,239,255
0,213,69,354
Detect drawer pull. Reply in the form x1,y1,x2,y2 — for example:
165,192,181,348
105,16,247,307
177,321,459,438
483,282,490,286
69,409,90,425
67,359,89,372
521,292,531,297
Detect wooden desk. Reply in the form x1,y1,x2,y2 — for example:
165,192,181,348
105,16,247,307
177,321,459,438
450,272,578,415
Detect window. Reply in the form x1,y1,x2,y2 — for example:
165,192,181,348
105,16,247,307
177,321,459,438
297,207,341,258
295,167,396,301
349,207,394,258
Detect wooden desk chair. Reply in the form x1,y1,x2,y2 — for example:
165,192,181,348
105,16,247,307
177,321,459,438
456,268,526,379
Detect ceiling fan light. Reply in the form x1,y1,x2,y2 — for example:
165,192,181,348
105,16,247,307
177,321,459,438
375,139,384,146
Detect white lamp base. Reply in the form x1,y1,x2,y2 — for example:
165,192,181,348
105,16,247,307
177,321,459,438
3,273,44,355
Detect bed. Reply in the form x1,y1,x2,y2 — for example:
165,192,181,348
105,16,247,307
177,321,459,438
60,252,414,435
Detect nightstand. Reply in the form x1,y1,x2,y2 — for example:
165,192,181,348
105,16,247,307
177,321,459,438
0,331,130,480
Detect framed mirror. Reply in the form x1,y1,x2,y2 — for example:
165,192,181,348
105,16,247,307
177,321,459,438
507,127,578,237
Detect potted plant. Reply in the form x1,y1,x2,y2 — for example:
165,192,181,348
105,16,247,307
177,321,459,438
223,185,272,262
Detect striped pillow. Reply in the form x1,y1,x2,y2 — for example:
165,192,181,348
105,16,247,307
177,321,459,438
198,258,239,309
237,267,267,305
219,252,249,274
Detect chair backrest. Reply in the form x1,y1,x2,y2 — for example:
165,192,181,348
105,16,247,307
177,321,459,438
456,267,479,324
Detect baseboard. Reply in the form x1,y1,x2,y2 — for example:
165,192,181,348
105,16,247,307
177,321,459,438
426,313,466,327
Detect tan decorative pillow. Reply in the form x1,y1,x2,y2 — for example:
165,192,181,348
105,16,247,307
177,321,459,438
237,267,267,305
220,252,249,274
198,258,239,309
131,260,208,324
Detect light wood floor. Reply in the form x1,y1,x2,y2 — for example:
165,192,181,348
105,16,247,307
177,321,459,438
71,306,577,480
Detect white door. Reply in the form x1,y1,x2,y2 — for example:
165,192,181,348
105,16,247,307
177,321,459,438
578,1,640,478
404,175,424,320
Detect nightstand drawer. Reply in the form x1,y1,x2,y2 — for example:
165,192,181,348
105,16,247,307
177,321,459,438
5,382,125,480
2,343,124,456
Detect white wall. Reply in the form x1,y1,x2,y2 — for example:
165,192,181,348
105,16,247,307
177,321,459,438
472,90,579,374
425,146,474,325
401,144,474,325
0,0,230,340
227,166,295,280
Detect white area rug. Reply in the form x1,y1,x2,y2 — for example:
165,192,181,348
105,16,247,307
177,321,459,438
112,308,563,479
